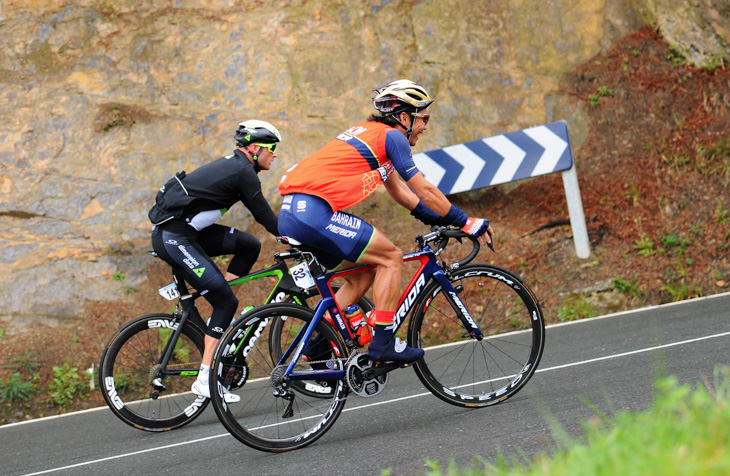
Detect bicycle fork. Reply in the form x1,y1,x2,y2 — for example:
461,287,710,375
432,271,484,341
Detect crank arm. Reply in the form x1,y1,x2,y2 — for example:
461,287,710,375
362,361,402,380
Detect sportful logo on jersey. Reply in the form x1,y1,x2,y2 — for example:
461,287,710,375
413,120,574,195
193,267,205,277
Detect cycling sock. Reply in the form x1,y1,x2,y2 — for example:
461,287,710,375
197,364,210,384
369,309,395,326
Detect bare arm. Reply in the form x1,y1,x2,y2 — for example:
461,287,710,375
383,173,419,209
405,172,451,215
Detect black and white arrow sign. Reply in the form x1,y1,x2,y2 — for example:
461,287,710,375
413,120,574,195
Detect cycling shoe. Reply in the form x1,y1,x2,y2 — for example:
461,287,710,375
192,379,240,403
368,337,424,364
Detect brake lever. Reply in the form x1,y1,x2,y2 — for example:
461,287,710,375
486,229,495,253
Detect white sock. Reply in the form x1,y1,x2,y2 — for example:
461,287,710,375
198,364,210,384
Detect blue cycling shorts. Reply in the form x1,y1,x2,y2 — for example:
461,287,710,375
278,193,375,270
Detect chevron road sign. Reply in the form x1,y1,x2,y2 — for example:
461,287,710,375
413,120,590,258
413,120,573,195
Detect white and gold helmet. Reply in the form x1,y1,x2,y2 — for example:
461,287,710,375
372,79,434,116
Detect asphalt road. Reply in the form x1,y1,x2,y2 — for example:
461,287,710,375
2,292,729,476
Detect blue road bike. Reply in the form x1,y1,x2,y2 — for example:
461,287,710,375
209,226,545,451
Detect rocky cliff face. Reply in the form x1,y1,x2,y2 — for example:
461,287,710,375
0,0,727,324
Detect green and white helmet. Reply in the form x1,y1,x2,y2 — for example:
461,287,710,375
234,120,282,147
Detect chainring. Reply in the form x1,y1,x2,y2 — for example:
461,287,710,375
345,352,388,398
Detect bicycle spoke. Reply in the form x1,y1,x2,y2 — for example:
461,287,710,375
210,304,348,452
99,314,208,431
409,264,544,407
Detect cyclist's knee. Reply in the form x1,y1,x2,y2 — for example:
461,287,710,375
205,291,239,338
382,246,403,271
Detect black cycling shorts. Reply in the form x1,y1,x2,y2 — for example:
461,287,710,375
151,224,261,338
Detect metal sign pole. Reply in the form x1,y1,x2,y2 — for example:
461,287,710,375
561,165,590,258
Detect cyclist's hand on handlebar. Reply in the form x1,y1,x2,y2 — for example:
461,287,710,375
461,217,495,251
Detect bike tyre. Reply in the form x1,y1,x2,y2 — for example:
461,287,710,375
210,303,348,452
407,264,545,408
99,313,208,431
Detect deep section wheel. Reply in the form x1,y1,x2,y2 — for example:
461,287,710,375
210,303,349,452
408,264,545,407
99,313,207,431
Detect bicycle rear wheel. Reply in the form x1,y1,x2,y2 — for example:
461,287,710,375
210,303,348,452
273,288,373,398
407,264,545,407
99,313,208,431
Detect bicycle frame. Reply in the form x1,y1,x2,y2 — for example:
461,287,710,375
155,250,320,378
278,243,486,382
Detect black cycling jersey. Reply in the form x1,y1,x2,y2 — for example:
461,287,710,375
149,149,278,236
148,148,278,339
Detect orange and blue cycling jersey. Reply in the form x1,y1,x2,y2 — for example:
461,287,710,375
278,121,420,211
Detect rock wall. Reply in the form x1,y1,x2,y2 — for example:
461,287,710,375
631,0,730,67
0,0,725,322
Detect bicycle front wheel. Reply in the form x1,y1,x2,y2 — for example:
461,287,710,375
99,313,208,431
210,303,349,452
408,264,545,408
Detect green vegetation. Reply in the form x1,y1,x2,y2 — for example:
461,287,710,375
588,87,613,107
664,133,730,186
596,86,613,97
715,199,728,224
611,278,642,298
659,233,691,255
720,231,730,253
413,367,730,475
662,281,702,302
633,233,655,257
0,351,41,403
48,363,90,405
5,351,40,376
557,294,595,321
667,44,685,66
0,373,36,403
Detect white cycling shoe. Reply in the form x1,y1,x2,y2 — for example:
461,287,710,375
191,379,240,403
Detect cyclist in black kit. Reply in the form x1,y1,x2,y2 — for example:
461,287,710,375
148,120,281,402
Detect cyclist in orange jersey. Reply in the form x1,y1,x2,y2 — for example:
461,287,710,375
278,80,493,363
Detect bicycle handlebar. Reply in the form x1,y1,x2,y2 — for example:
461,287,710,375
417,226,492,269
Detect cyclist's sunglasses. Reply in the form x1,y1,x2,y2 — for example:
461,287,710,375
256,143,277,153
411,112,430,125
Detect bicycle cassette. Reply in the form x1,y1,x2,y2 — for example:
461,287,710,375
346,352,388,398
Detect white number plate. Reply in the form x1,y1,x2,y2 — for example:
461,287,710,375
158,283,180,301
290,262,314,289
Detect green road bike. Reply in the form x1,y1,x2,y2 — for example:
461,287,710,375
99,246,372,432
